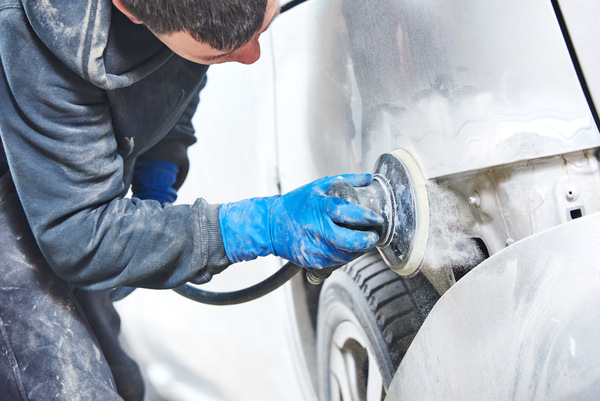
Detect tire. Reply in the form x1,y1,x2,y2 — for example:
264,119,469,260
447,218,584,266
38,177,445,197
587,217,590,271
316,251,439,401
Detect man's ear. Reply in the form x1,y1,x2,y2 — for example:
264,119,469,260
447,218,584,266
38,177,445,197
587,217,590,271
113,0,143,24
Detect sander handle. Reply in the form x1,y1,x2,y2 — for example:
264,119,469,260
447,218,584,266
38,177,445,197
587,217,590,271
325,179,390,244
306,179,388,286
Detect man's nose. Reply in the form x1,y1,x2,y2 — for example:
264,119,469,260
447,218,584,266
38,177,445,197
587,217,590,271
230,38,261,64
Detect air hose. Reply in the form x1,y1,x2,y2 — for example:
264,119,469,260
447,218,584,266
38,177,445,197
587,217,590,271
111,261,344,304
172,262,302,305
111,262,303,305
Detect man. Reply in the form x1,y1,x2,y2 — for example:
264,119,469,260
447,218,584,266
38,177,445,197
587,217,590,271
0,0,382,399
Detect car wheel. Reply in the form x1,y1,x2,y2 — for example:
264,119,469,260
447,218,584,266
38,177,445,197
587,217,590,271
316,251,439,401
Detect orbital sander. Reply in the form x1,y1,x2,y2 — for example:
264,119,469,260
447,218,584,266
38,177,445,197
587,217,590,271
318,148,430,279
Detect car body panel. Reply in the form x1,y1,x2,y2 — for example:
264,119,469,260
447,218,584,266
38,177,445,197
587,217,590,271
270,0,600,398
273,0,599,183
385,211,600,400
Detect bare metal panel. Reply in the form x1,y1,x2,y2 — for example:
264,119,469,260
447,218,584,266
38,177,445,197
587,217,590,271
277,0,600,179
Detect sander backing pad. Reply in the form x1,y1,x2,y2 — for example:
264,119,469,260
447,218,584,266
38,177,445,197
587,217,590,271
372,149,430,276
325,148,430,276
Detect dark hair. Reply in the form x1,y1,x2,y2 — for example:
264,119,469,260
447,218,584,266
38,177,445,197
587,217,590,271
121,0,268,51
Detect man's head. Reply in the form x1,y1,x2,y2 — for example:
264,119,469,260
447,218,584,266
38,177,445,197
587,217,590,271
113,0,280,65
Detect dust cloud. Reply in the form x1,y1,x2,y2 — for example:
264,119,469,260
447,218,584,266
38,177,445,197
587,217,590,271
421,182,484,272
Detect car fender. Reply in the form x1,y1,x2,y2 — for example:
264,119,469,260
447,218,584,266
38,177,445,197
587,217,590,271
385,211,600,400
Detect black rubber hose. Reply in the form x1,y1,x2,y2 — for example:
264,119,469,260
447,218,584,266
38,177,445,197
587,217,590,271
110,262,301,304
171,261,302,306
281,0,309,13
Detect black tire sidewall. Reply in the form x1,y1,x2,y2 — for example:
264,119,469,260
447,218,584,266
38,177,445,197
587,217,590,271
316,269,395,401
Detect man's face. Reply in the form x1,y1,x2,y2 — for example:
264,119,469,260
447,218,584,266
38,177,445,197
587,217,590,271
137,0,280,65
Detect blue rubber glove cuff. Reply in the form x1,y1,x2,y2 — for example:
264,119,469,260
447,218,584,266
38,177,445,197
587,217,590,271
131,161,179,205
219,196,278,263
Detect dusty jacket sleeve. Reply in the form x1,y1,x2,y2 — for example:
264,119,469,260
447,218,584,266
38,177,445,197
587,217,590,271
0,7,230,290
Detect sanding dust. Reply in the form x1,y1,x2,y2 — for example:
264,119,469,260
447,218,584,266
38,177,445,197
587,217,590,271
421,182,484,272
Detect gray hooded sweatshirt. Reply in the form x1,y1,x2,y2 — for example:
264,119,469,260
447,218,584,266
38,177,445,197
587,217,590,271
0,0,231,290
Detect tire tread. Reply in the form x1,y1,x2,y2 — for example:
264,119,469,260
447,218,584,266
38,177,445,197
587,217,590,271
340,252,439,367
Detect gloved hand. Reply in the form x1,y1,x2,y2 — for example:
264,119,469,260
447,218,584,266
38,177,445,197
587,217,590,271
131,161,179,205
219,174,383,269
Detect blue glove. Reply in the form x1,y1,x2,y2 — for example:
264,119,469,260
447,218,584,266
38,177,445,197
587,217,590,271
219,174,383,269
131,161,179,205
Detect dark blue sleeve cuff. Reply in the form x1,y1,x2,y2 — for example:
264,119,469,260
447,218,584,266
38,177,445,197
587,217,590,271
131,161,179,205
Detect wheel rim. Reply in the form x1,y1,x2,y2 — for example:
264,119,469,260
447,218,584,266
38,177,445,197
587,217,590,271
329,321,385,401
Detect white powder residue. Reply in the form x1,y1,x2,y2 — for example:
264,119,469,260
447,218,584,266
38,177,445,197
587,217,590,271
421,181,484,272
